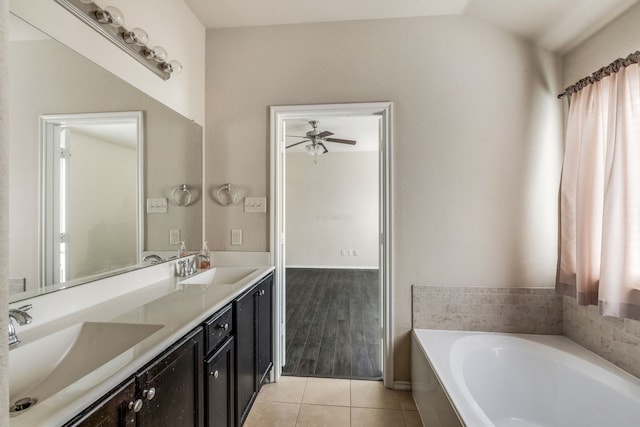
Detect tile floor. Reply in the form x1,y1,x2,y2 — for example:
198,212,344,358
244,376,423,427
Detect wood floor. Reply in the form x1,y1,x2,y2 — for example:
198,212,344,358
283,268,382,380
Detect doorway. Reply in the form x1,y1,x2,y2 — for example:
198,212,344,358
270,102,393,387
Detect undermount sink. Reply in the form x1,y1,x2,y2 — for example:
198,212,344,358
179,267,258,286
9,322,163,413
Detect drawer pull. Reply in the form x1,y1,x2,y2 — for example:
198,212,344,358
143,388,156,401
216,323,230,331
210,370,219,379
128,399,143,413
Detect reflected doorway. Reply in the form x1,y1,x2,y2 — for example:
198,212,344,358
40,111,143,286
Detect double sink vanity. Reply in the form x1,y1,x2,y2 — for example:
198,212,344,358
8,259,274,427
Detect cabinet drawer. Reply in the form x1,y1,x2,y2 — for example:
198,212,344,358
205,305,233,354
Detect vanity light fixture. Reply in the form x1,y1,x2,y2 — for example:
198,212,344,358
54,0,182,80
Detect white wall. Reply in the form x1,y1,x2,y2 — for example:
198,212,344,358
286,151,379,268
205,15,564,381
9,0,205,124
68,131,137,279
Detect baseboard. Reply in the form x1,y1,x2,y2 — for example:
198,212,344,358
393,381,411,391
286,265,379,270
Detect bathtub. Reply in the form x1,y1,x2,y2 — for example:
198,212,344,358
411,329,640,427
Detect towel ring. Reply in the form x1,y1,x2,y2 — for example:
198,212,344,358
171,184,193,207
215,183,238,206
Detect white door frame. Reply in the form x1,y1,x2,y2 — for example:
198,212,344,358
269,102,393,387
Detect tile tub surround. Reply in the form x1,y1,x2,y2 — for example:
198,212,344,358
563,296,640,379
412,285,563,334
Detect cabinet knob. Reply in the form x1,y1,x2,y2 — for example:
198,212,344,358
143,388,156,401
255,289,265,296
210,370,219,379
216,323,230,331
128,399,143,413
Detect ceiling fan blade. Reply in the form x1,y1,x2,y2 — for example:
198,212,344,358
286,135,309,138
324,137,357,145
316,131,334,138
286,140,310,149
318,142,329,154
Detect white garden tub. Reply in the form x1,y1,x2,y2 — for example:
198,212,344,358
411,329,640,427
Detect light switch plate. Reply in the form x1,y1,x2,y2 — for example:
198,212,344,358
231,229,243,245
146,198,168,213
169,229,181,245
244,197,267,213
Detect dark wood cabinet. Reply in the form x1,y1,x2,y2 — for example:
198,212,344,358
67,379,137,427
256,277,273,386
234,286,256,425
64,272,273,427
234,273,273,426
205,336,235,427
136,327,204,427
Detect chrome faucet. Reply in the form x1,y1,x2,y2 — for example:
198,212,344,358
176,255,209,277
9,305,32,347
143,254,164,264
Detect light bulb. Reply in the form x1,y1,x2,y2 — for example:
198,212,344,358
123,28,148,46
96,6,124,27
162,60,183,74
144,46,167,62
151,46,167,62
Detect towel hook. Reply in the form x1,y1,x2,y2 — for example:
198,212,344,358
171,184,193,207
215,183,238,206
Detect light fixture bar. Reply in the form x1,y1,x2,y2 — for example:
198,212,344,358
54,0,172,80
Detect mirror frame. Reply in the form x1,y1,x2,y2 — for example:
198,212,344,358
39,111,144,287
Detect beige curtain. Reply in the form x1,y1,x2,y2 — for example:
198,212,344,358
558,63,640,320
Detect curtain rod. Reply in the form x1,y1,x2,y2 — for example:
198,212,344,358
558,50,640,99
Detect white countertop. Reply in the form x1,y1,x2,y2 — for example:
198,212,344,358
9,263,274,427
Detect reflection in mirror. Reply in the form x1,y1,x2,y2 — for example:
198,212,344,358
40,112,143,286
9,13,203,302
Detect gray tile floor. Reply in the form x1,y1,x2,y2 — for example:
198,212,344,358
283,268,382,380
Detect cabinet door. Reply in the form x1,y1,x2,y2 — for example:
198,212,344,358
256,276,273,387
206,336,235,427
66,379,136,427
137,327,204,427
234,289,256,426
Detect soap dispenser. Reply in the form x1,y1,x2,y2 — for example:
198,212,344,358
178,241,188,258
198,241,210,269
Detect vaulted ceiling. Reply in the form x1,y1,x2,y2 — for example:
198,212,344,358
185,0,639,53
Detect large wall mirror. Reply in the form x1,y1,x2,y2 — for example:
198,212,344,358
9,13,203,302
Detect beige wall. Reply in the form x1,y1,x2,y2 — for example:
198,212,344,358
10,0,205,124
1,1,10,424
563,1,640,87
205,15,564,381
286,151,379,268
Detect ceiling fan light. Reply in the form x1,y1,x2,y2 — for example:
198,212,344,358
305,144,316,156
315,144,324,155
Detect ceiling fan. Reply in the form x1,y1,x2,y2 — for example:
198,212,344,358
286,120,357,156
